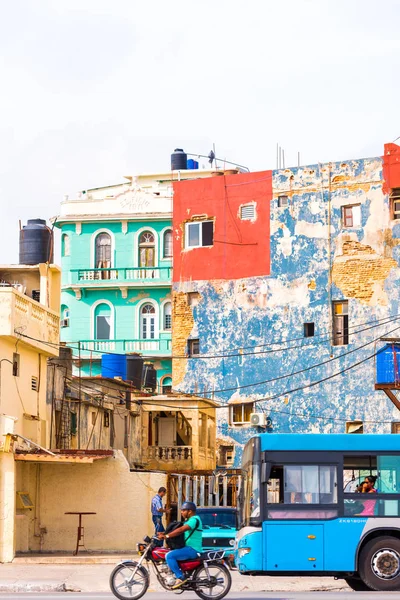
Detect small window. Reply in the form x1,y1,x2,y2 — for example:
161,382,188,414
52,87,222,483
278,195,289,208
163,230,173,258
104,412,110,427
240,204,255,220
333,300,349,346
391,188,400,220
13,353,20,377
392,422,400,434
188,338,200,356
220,445,234,466
185,221,214,249
163,302,172,330
31,376,38,391
346,420,363,434
62,234,70,257
304,323,314,337
342,204,361,228
230,403,254,424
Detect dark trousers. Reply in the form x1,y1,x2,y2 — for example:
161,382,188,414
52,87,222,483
152,514,165,547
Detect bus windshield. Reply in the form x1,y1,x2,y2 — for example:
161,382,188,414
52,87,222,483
239,436,261,527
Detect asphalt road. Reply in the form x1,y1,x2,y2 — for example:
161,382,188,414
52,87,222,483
3,593,400,599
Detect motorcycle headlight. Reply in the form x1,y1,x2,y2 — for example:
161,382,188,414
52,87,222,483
136,543,146,555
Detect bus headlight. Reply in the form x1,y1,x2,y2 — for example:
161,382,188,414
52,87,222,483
238,548,251,558
229,539,235,546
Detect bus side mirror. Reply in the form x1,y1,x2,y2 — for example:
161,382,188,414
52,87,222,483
261,462,269,483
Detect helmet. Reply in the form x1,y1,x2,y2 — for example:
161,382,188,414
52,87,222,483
181,501,197,512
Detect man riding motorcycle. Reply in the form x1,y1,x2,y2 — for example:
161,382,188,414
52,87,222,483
158,501,203,589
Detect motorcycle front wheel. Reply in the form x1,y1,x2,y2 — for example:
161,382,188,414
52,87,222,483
110,561,150,600
193,562,232,600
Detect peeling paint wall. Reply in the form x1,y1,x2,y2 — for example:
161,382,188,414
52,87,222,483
173,145,400,467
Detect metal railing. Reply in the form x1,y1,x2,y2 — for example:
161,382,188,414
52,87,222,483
68,266,172,284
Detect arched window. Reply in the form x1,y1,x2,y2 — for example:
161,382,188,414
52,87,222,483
94,303,112,340
163,230,173,258
139,231,155,267
162,376,172,394
163,302,172,330
141,303,155,339
95,233,111,268
62,234,70,257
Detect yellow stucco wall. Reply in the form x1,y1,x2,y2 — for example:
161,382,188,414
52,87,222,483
15,451,167,553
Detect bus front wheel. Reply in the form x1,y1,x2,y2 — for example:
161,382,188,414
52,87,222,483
359,536,400,591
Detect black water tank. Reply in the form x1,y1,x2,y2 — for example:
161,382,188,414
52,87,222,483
142,362,157,392
126,354,144,389
19,219,53,265
171,148,187,170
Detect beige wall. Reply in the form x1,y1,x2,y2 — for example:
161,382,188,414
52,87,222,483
15,451,167,553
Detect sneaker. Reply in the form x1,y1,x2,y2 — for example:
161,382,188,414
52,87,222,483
172,578,187,589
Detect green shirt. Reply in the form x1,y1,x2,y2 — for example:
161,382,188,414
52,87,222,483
184,515,203,552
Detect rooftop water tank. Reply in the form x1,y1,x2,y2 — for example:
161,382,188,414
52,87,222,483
19,219,53,265
142,362,157,392
376,344,400,384
171,148,187,171
101,354,127,380
187,159,199,170
126,354,144,389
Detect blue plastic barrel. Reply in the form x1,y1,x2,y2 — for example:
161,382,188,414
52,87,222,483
376,344,400,384
101,354,127,380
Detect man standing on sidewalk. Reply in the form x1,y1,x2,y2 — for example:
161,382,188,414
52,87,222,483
151,487,168,541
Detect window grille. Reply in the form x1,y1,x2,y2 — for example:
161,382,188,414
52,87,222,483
240,204,255,220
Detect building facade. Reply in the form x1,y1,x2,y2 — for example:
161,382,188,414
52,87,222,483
172,143,400,468
56,168,216,391
0,262,60,561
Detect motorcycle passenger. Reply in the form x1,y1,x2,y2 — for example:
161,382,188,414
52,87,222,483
158,501,203,589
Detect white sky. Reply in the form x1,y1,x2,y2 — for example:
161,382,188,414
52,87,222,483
1,0,400,263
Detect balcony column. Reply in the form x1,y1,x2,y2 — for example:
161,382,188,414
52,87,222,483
0,452,15,562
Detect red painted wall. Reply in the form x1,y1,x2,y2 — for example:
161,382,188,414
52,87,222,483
383,142,400,193
173,170,272,282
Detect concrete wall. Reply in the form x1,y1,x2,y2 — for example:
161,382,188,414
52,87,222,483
172,146,400,467
15,451,167,553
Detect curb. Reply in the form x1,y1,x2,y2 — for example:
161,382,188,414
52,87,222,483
0,582,81,592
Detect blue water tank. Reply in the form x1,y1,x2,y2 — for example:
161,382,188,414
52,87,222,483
376,344,400,384
101,354,127,380
187,159,199,170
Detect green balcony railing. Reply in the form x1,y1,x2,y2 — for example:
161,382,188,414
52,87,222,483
67,266,172,285
71,338,172,355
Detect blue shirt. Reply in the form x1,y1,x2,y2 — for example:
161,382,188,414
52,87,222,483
151,494,163,516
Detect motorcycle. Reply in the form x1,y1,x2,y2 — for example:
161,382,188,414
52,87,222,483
110,535,232,600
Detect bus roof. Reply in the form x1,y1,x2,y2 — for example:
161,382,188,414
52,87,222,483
258,433,400,452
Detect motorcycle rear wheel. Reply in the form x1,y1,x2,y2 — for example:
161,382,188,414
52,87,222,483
110,561,149,600
193,562,232,600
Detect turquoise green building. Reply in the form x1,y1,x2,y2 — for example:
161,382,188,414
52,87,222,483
55,174,175,390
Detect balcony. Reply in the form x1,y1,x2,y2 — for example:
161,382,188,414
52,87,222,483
64,266,172,292
73,338,172,357
145,446,193,471
0,287,59,356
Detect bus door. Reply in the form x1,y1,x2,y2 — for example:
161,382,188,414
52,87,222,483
264,462,339,572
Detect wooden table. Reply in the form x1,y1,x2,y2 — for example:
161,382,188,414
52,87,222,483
65,512,97,555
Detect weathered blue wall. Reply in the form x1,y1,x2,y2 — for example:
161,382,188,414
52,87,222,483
173,156,400,467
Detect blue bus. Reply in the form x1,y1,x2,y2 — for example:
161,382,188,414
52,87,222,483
236,434,400,591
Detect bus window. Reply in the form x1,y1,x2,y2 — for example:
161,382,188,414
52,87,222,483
343,455,377,492
283,465,337,504
378,456,400,493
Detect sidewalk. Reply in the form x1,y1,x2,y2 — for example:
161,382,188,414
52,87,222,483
0,554,349,593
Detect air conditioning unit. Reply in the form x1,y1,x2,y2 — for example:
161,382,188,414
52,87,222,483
250,412,267,427
60,318,69,328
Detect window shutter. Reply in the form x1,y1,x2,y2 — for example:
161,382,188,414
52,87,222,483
240,204,255,220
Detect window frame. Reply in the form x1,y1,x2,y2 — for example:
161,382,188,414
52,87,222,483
230,402,254,425
188,338,200,356
163,229,173,259
304,322,315,338
332,300,349,346
341,204,361,229
277,195,289,208
240,203,256,221
62,233,71,257
390,188,400,220
163,301,172,331
185,220,214,249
